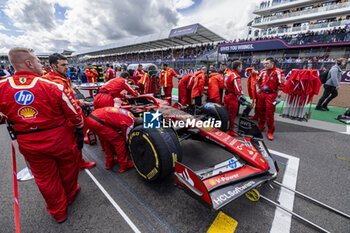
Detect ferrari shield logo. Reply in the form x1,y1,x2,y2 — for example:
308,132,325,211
19,77,27,84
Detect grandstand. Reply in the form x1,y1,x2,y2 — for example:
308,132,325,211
218,0,350,80
72,23,226,70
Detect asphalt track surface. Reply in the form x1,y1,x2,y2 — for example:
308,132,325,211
0,116,349,233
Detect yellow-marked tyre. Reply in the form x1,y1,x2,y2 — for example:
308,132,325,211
245,188,260,202
128,125,182,181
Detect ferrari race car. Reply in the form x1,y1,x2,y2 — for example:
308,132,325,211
113,94,279,210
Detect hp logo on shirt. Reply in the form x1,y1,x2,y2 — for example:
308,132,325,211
143,110,161,129
15,91,34,105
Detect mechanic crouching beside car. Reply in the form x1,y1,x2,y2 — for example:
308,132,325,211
85,107,135,171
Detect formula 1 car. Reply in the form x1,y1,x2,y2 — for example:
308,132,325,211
115,94,279,210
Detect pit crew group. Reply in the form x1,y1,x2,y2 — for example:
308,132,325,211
0,47,284,224
122,59,284,140
0,48,138,224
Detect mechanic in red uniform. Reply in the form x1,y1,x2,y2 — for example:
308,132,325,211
44,53,96,170
247,68,260,121
138,72,150,94
84,64,99,96
0,47,83,223
93,72,139,109
256,57,285,140
85,64,99,83
178,73,195,106
221,63,231,75
159,63,178,98
133,64,145,82
191,67,206,106
42,62,52,75
208,72,224,104
105,63,116,82
85,107,135,171
224,60,243,137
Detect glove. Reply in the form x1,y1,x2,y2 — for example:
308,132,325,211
75,127,84,150
272,95,281,106
257,89,262,94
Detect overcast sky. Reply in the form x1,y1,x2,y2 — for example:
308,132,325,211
0,0,260,53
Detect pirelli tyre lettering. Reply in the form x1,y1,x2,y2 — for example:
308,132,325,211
128,125,182,181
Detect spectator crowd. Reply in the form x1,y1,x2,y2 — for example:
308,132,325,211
82,43,216,65
219,25,350,46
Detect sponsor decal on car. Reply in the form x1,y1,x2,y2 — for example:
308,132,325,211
223,136,231,142
252,152,258,161
229,159,238,169
235,143,244,151
229,139,238,146
244,140,257,152
215,173,239,185
208,158,243,178
239,118,253,130
178,168,194,186
215,131,223,137
212,181,256,205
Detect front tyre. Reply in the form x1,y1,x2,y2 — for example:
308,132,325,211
128,126,182,181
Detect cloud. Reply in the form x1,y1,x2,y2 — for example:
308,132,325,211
0,24,8,31
0,0,259,54
174,0,195,9
177,0,260,41
3,0,55,31
0,0,180,53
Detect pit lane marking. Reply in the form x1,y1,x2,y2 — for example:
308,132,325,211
84,169,141,233
269,150,300,233
207,211,238,233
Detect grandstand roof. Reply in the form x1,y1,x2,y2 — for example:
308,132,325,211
73,23,226,56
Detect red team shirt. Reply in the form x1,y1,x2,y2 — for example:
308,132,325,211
100,77,139,98
0,71,83,132
105,68,116,81
224,70,242,95
257,67,285,92
159,68,178,88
